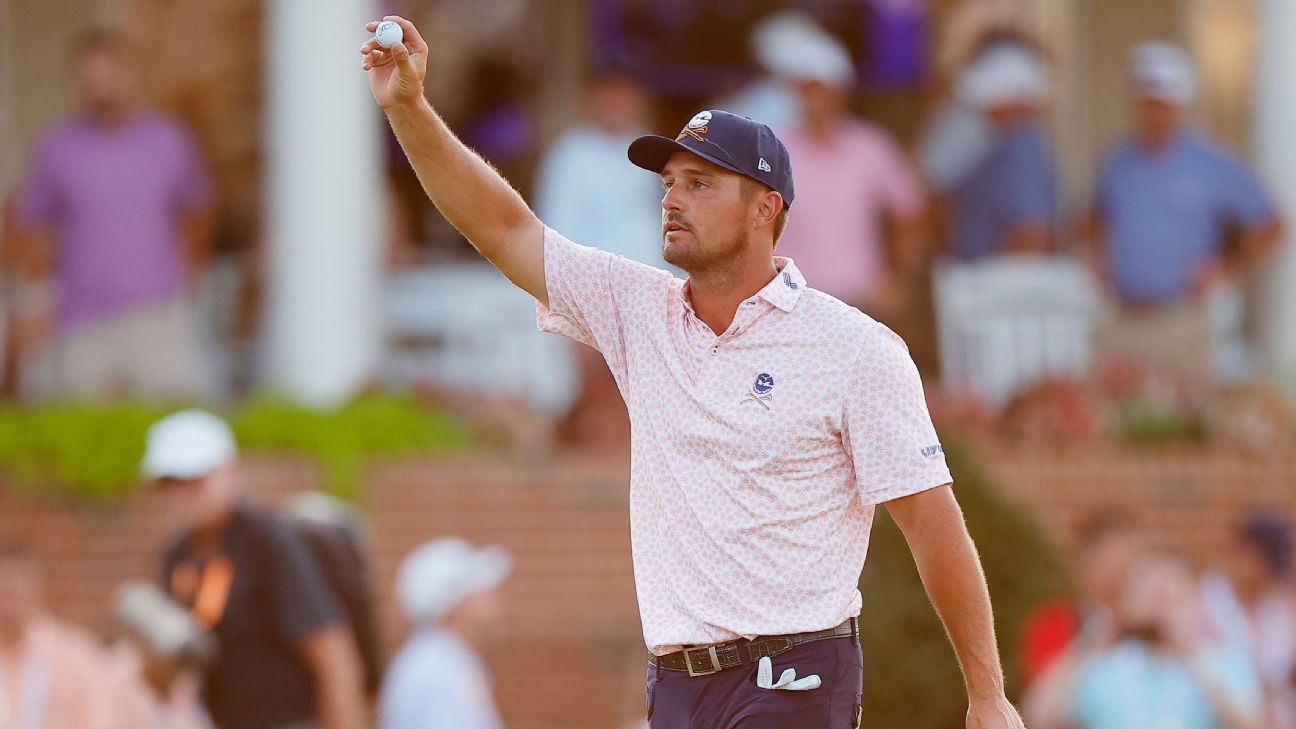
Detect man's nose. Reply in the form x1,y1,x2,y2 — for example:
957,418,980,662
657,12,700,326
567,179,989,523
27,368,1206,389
662,186,685,213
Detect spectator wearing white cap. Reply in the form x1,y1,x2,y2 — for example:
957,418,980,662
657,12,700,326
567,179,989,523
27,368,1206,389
142,410,366,729
945,42,1057,262
771,21,929,321
378,538,511,729
715,11,836,133
1082,42,1283,380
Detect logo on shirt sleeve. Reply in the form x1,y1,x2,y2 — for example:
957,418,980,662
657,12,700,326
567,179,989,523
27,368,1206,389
921,444,944,458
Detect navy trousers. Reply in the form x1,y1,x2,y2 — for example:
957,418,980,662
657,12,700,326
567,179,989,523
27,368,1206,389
646,637,863,729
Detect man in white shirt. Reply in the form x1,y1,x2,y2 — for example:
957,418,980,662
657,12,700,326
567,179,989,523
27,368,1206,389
379,538,510,729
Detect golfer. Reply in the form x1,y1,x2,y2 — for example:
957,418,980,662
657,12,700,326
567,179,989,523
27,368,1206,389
360,17,1025,729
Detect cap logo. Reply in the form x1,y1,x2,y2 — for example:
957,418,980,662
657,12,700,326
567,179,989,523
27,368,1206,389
758,157,772,173
686,110,712,130
677,110,712,142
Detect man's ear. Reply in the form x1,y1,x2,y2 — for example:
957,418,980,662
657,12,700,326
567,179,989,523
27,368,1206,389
754,189,783,230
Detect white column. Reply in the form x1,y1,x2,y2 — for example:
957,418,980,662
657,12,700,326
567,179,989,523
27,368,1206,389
264,0,383,408
1253,0,1296,389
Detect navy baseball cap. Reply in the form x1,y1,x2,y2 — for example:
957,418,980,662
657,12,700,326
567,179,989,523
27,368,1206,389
628,109,795,208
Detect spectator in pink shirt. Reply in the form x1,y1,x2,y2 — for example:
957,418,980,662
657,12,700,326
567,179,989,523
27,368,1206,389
11,29,214,401
0,543,109,729
773,30,927,318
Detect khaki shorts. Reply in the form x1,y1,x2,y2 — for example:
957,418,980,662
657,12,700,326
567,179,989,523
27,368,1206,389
26,295,212,401
1096,300,1213,378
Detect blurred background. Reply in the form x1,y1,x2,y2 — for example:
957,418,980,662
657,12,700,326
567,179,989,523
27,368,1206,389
2,0,1296,728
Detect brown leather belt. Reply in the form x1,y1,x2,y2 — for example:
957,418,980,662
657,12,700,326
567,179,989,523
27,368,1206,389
649,618,859,676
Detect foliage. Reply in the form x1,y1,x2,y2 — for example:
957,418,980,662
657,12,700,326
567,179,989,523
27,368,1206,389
0,394,472,501
858,440,1068,728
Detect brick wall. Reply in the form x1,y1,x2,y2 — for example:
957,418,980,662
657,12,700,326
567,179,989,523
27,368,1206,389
0,454,642,729
980,443,1296,562
3,445,1294,728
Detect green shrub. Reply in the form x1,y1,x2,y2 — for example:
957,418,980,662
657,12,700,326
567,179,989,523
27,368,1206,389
0,394,472,501
858,440,1067,728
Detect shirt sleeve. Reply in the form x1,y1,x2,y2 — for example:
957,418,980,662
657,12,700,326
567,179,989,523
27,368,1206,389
14,135,63,228
261,519,343,644
842,325,952,505
1212,152,1274,230
536,225,672,381
869,130,926,219
1004,132,1055,226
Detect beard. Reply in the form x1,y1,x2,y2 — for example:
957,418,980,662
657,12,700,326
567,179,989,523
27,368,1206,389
662,216,746,273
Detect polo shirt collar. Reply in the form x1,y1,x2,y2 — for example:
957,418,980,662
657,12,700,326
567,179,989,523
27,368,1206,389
678,257,807,314
757,257,806,312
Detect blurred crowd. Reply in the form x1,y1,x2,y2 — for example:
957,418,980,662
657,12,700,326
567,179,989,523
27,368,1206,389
1018,510,1296,729
1,4,1294,729
1,408,525,729
4,410,1294,729
0,6,1287,446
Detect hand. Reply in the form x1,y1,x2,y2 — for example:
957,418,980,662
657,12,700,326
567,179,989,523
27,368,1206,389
359,16,428,111
967,695,1027,729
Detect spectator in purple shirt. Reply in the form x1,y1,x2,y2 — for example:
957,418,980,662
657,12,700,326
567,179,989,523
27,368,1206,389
1084,43,1283,379
11,29,215,400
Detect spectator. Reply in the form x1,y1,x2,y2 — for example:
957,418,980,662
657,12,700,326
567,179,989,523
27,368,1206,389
1085,43,1283,380
379,538,510,729
946,42,1056,262
143,410,365,729
716,11,827,133
1034,550,1263,729
917,31,1040,194
774,29,927,316
534,67,661,449
1201,514,1296,729
0,543,106,729
10,29,214,400
281,492,385,701
534,67,663,268
1019,511,1143,687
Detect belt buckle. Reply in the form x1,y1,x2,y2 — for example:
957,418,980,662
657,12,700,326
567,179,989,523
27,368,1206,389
684,646,721,677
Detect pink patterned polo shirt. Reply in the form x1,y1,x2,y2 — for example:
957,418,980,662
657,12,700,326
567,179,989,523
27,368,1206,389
536,227,952,655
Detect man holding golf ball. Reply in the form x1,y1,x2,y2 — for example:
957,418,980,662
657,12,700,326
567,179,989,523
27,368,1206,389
360,15,1025,729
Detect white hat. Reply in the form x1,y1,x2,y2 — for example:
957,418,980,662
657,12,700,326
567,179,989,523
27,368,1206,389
396,538,511,623
1130,42,1196,105
752,11,856,88
957,44,1048,109
141,409,237,480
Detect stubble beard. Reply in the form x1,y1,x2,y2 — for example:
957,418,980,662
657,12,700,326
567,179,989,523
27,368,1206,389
662,225,746,276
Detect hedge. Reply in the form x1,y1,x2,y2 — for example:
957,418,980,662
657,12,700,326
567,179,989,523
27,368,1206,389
858,441,1067,726
0,394,472,500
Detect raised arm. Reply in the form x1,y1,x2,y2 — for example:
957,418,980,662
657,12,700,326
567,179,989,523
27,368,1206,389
360,16,546,305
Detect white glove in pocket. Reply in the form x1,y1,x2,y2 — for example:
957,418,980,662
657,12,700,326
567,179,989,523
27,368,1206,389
756,656,822,691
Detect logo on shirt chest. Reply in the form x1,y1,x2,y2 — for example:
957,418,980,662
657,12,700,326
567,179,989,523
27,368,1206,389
740,372,775,410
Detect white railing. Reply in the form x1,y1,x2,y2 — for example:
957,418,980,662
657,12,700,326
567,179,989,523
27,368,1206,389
381,263,579,416
934,256,1102,409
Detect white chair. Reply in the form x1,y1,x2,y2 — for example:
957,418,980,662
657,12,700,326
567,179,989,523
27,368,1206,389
382,263,579,416
934,256,1101,409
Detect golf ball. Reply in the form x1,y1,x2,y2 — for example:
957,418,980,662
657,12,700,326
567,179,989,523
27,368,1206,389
374,20,403,49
